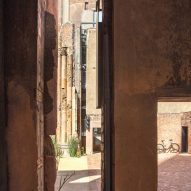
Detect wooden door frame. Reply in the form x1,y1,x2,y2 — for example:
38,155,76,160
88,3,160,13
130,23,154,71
0,1,8,190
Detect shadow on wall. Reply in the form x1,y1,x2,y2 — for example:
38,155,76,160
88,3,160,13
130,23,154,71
44,11,56,117
44,11,57,191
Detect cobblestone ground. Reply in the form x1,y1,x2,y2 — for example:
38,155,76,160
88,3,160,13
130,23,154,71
158,153,191,191
55,153,101,191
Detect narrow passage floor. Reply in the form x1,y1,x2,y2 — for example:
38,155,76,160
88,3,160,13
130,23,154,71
55,153,101,191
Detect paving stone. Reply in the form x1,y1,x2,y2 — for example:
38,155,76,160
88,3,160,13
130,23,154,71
158,154,191,191
55,153,101,191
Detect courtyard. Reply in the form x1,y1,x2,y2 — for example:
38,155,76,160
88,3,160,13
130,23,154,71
158,153,191,191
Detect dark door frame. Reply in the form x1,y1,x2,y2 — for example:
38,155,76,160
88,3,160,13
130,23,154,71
0,1,8,190
102,0,113,191
182,126,188,153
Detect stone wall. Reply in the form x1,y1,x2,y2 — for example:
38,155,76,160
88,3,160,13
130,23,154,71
113,1,191,190
158,113,182,147
157,110,191,153
58,0,96,26
70,0,96,24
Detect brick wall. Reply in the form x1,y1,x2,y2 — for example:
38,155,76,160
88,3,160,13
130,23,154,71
157,113,182,147
158,112,191,153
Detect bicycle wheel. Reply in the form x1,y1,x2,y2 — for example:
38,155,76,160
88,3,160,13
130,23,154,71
171,143,180,153
157,144,164,154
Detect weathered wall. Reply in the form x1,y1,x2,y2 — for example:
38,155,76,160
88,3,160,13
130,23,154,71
0,1,8,190
70,0,96,24
114,1,191,190
4,1,44,190
158,113,181,147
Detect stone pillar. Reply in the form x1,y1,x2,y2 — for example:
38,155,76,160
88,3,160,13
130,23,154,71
61,50,67,143
72,87,77,136
67,54,73,141
59,23,74,143
74,27,82,139
57,33,62,143
57,0,63,144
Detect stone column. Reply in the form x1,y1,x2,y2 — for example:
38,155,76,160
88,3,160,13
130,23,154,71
57,33,62,143
67,54,73,141
72,87,78,136
60,23,74,144
61,48,68,144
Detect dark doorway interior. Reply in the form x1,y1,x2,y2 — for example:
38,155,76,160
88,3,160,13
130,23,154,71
182,126,188,153
93,128,101,152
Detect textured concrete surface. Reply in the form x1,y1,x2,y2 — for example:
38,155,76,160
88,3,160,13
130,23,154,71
158,154,191,191
55,153,101,191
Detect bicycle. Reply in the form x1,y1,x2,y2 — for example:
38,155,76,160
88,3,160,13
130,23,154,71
157,139,180,154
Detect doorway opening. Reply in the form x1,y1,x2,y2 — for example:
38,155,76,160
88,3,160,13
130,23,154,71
182,126,188,153
157,101,191,191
